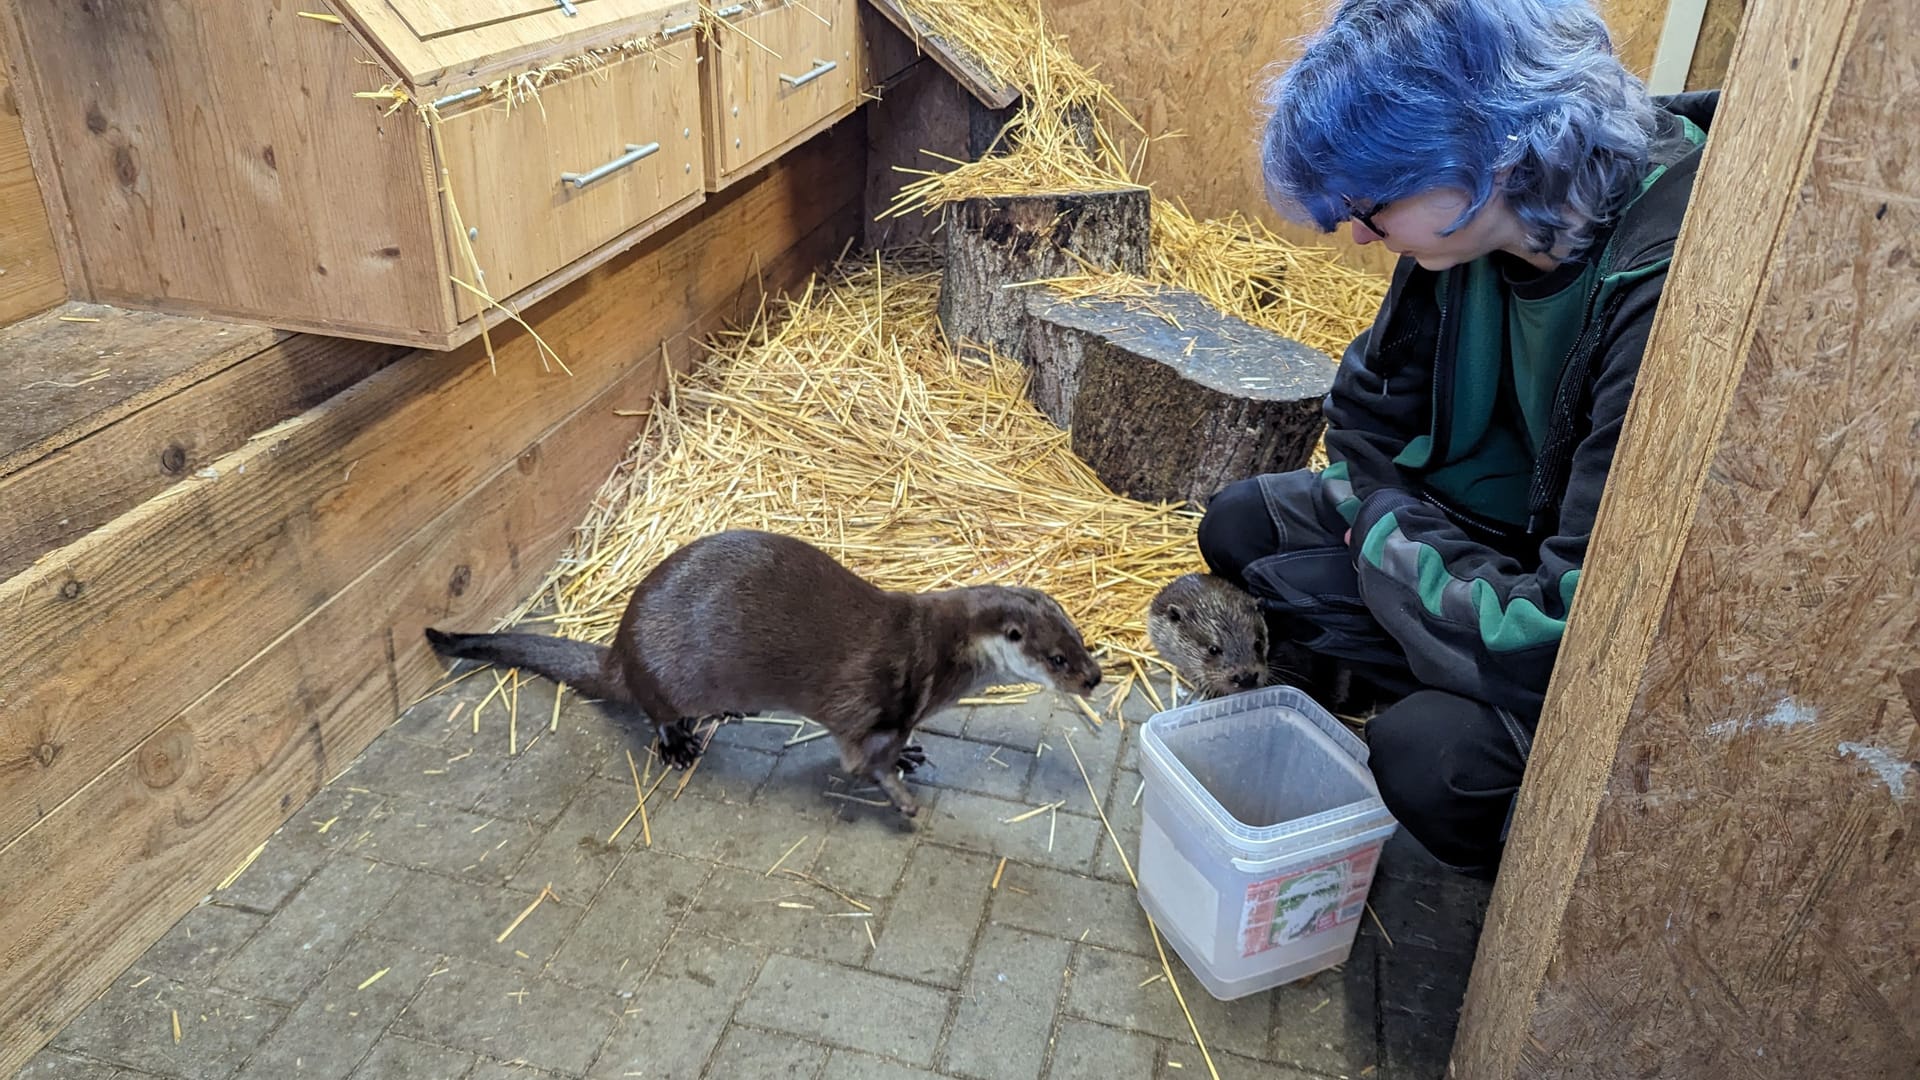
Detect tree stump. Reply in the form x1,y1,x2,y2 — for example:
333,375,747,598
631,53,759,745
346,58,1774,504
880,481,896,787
937,188,1150,362
1026,286,1335,507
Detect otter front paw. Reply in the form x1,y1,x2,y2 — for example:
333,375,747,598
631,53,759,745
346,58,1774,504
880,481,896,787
895,743,929,775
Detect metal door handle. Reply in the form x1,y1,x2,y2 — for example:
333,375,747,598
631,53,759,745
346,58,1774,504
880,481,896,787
779,58,837,88
561,142,660,188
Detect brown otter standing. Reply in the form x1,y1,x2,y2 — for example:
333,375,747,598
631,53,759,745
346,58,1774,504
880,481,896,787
1147,572,1271,700
426,529,1103,817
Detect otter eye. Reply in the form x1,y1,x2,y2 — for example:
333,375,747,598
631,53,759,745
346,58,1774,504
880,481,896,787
1207,644,1223,657
1006,627,1023,642
1049,654,1066,668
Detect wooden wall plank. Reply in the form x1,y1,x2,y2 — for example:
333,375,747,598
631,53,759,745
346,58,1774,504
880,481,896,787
0,51,63,326
1686,0,1748,89
0,333,407,580
0,116,862,852
1454,0,1920,1075
0,134,862,1076
1036,0,1674,278
0,305,283,477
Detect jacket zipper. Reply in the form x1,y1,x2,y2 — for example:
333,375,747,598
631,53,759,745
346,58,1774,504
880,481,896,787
1427,270,1463,463
1418,487,1524,541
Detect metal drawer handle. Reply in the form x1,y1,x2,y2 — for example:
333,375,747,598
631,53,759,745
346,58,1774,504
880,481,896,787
779,58,837,88
561,142,660,188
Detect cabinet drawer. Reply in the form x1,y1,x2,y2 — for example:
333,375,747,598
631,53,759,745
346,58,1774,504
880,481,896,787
704,0,863,185
438,41,706,321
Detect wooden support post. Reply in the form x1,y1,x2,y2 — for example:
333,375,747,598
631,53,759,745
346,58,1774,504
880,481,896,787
1026,287,1331,506
937,187,1149,362
1453,0,1920,1076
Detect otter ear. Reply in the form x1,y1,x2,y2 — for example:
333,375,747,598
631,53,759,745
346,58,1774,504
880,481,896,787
1165,604,1184,624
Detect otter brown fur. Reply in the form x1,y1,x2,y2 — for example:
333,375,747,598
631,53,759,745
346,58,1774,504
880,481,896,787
425,529,1102,816
1147,573,1270,700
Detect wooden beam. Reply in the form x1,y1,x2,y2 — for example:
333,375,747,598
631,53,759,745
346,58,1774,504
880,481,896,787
0,331,406,580
1453,0,1920,1075
0,117,863,853
0,135,862,1076
859,0,1020,109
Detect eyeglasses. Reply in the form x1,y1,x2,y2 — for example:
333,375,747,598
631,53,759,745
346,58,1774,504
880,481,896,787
1342,195,1390,238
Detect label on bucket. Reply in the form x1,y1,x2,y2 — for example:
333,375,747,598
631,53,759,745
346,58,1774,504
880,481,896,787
1239,845,1380,957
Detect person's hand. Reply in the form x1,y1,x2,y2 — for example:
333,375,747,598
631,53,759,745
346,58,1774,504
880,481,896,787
1344,528,1352,545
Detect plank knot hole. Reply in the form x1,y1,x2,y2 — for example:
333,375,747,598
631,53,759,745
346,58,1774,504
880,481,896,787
59,579,84,600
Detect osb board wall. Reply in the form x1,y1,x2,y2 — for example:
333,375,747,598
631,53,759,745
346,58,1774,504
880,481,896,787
1037,0,1681,281
0,55,64,327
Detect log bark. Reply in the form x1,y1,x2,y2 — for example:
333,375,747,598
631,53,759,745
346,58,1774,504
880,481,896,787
937,188,1150,361
1028,287,1333,506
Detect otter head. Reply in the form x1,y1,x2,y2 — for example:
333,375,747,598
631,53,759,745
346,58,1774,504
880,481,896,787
1147,573,1269,699
974,587,1103,696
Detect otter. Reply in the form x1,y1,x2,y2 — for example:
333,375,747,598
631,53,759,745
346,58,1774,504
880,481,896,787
425,529,1103,817
1147,572,1271,700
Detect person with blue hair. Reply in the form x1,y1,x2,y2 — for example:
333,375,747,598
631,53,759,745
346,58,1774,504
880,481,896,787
1198,0,1715,876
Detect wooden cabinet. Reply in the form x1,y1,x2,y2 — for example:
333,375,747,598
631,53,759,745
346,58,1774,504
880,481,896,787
0,0,902,349
703,0,868,189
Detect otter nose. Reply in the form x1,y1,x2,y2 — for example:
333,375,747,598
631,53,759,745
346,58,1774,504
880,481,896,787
1231,672,1259,690
1082,671,1102,693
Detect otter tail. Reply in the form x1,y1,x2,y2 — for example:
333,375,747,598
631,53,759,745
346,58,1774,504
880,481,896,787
424,627,629,704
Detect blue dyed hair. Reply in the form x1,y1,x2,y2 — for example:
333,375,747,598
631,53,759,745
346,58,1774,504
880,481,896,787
1261,0,1660,258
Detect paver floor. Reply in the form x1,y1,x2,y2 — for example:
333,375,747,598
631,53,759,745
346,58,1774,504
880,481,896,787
21,650,1490,1080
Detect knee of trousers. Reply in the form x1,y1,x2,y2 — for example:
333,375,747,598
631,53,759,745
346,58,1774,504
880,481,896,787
1364,690,1523,866
1196,477,1273,581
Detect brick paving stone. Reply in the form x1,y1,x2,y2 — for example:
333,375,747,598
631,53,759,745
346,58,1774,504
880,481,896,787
923,790,1100,873
1378,942,1473,1024
396,957,618,1075
466,1061,571,1080
960,701,1052,752
1263,958,1379,1077
941,926,1069,1080
1042,1019,1160,1080
545,848,710,992
15,1049,122,1080
51,969,286,1080
348,1035,476,1080
1062,944,1271,1061
1087,771,1144,884
623,742,781,805
391,670,515,746
653,788,837,874
811,806,921,899
475,719,626,825
217,857,406,1003
918,703,969,738
1381,1008,1456,1080
751,740,857,819
508,777,644,901
1024,728,1122,818
218,787,388,913
1201,1052,1322,1079
1370,871,1490,956
911,732,1032,801
334,735,509,811
706,1026,830,1078
231,937,436,1080
736,954,951,1066
355,800,541,888
368,869,579,975
588,934,763,1080
681,864,882,967
988,862,1155,958
867,844,996,988
140,901,267,985
707,716,811,754
819,1050,946,1080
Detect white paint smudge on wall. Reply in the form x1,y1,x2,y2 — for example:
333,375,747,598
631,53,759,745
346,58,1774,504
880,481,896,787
1707,696,1819,738
1837,742,1914,802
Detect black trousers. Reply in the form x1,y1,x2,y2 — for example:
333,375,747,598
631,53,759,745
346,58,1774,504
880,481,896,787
1197,471,1531,876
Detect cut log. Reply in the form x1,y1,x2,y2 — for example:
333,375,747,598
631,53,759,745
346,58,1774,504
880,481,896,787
1027,286,1334,507
937,188,1150,362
